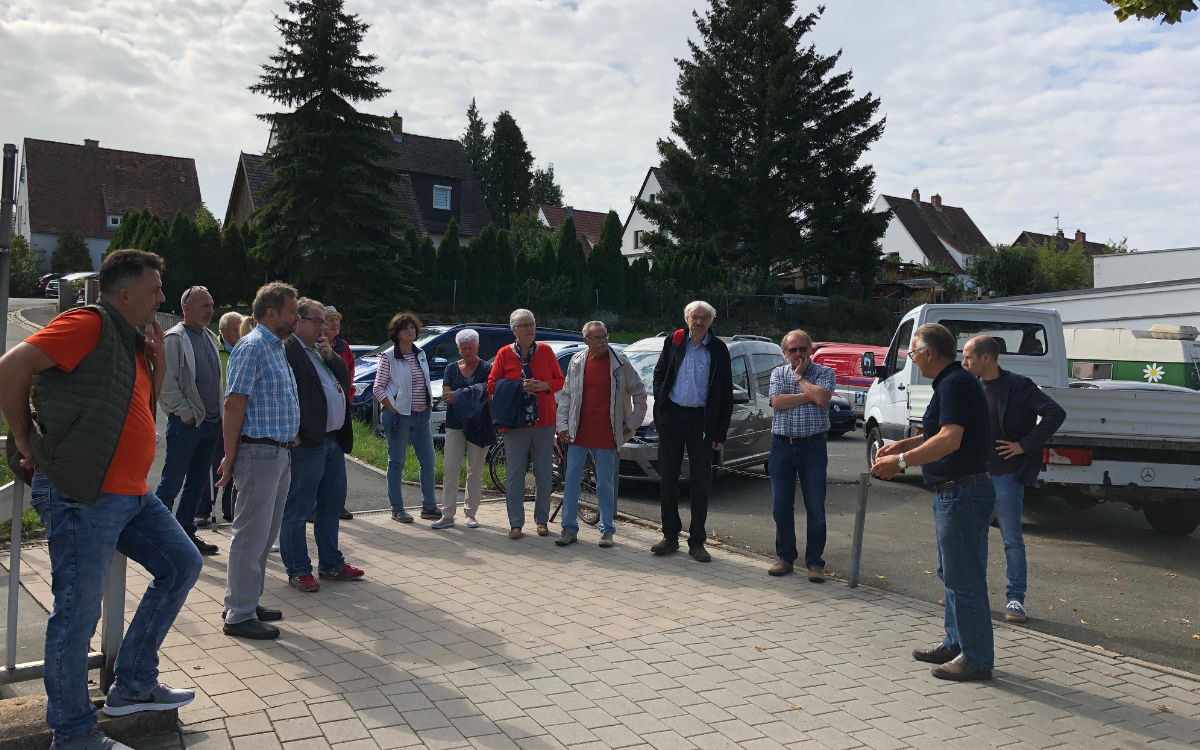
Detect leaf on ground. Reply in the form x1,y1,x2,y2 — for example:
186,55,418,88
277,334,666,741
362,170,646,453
1180,618,1190,625
875,575,886,579
1192,634,1200,640
754,646,767,652
1081,619,1089,624
924,570,933,574
1157,704,1172,713
1093,645,1106,651
791,705,803,710
1102,672,1114,677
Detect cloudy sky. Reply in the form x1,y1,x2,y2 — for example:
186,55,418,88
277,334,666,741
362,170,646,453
3,0,1198,251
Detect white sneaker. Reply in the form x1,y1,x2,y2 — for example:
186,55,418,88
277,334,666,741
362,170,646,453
270,544,279,553
465,517,479,528
431,517,455,529
1005,600,1027,623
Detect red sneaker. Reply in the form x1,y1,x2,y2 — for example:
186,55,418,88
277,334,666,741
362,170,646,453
289,574,320,593
319,563,364,581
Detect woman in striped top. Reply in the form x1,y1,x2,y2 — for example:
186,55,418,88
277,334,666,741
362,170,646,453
373,312,439,523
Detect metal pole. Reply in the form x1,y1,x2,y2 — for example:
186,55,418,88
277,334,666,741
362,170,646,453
100,553,127,692
1,143,18,353
5,477,25,672
847,472,870,588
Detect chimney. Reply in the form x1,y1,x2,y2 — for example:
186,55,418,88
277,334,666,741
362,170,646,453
84,139,99,148
911,188,920,204
1074,229,1086,245
931,193,942,211
388,111,403,141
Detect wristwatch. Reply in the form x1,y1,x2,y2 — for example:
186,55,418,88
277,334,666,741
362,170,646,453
898,452,907,470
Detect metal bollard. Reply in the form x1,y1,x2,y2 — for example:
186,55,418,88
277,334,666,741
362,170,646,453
847,472,870,588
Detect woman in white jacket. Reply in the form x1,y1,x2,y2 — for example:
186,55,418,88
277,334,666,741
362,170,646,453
554,321,648,547
373,312,438,523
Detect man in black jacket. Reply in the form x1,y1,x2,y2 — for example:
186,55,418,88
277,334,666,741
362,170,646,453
279,298,363,593
650,300,733,562
963,334,1065,624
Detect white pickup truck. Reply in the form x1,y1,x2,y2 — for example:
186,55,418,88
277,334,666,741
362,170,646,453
862,304,1200,535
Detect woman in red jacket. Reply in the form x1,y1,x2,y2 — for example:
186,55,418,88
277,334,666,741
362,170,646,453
487,308,564,539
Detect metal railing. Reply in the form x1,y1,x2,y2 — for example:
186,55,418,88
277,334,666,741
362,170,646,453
0,437,126,691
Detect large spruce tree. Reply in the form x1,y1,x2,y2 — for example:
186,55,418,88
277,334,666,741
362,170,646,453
530,163,564,207
484,111,534,229
249,0,411,322
461,98,490,192
638,2,887,292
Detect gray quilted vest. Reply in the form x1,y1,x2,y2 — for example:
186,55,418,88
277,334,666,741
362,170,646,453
29,300,145,503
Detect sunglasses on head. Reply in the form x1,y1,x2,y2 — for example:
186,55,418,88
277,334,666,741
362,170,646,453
182,285,208,304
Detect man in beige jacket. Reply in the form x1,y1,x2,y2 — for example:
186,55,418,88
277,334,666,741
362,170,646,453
555,320,648,547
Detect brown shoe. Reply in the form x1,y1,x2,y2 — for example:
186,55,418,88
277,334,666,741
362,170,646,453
768,559,793,576
508,527,523,540
340,507,353,520
651,537,679,555
806,566,825,583
912,643,960,665
536,523,550,536
688,544,711,563
931,654,993,682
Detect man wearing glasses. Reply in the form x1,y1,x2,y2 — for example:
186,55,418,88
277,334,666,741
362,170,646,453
650,300,733,562
155,285,222,555
766,329,835,581
871,323,995,682
278,299,362,593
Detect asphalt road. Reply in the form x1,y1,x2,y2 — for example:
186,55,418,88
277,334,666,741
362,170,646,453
9,298,1200,676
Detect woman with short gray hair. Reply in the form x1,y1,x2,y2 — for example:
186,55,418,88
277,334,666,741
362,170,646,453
487,310,564,539
434,329,492,529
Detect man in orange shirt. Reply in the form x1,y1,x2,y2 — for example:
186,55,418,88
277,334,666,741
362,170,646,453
0,250,203,750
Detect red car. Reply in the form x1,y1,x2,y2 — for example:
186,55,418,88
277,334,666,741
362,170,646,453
811,342,890,421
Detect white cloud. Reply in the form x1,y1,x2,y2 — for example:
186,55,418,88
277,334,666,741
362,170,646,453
3,0,1197,250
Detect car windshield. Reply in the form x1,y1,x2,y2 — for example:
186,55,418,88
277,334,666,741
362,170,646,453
624,350,662,391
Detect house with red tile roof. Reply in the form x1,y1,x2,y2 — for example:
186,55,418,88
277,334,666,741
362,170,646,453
872,189,990,272
224,114,490,247
14,138,203,271
536,205,608,254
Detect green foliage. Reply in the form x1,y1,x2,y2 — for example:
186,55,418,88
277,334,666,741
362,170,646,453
530,163,564,207
418,236,438,280
637,2,886,293
588,211,627,309
1104,0,1196,23
505,209,552,261
484,111,534,228
51,227,92,273
248,0,414,327
460,97,490,191
437,218,463,281
1101,237,1133,254
969,240,1094,298
1036,241,1092,291
554,216,584,285
7,235,45,296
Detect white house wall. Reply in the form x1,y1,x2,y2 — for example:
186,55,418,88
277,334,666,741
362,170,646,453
1093,247,1200,288
620,172,664,262
876,212,926,265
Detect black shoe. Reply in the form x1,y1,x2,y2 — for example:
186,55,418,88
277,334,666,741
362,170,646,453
306,515,314,524
688,545,712,563
190,536,218,555
651,537,679,555
931,654,993,682
194,517,211,529
255,605,283,622
420,508,440,520
223,618,279,640
912,643,960,665
340,507,354,520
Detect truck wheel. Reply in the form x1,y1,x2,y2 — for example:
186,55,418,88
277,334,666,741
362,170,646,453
1143,500,1200,536
866,426,884,473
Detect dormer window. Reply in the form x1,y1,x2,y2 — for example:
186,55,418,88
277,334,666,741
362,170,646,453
107,214,122,229
433,185,451,211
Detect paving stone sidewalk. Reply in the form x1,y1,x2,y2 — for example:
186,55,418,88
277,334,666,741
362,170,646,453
15,503,1200,749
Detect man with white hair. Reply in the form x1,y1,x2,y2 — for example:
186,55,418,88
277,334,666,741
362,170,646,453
155,284,222,555
650,300,733,562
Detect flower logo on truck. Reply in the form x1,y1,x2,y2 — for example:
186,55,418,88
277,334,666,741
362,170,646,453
1143,362,1165,383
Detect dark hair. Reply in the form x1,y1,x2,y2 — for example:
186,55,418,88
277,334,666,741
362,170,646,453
971,335,1000,362
914,323,957,360
296,297,324,319
99,249,165,294
387,312,422,342
252,281,298,319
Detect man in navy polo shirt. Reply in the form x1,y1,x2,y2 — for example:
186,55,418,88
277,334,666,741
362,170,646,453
871,322,995,682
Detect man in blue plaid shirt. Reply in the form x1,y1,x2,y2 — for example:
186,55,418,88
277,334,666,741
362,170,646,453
767,329,835,581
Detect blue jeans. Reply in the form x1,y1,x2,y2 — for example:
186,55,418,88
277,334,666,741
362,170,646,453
384,409,437,512
280,436,348,578
42,485,202,742
768,435,828,569
154,415,221,537
561,445,617,535
934,480,996,672
990,473,1026,604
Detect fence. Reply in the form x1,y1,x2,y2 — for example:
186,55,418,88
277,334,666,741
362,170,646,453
0,444,128,692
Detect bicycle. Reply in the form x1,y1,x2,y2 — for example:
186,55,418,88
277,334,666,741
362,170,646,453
486,433,601,526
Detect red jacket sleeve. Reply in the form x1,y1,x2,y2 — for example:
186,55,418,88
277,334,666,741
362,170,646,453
488,345,518,396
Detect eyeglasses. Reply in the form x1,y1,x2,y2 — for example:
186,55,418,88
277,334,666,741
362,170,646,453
513,322,535,329
182,285,208,304
586,333,609,341
302,316,326,325
784,346,809,354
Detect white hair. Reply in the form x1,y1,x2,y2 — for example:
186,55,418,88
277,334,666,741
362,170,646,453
581,320,607,337
509,308,536,329
683,300,717,322
219,311,243,331
455,328,480,347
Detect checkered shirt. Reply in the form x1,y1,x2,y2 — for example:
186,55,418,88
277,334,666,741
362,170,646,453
769,360,836,438
225,324,300,442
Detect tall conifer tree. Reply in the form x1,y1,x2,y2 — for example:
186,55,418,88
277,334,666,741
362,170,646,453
461,98,490,194
249,0,412,321
484,111,534,229
637,1,887,292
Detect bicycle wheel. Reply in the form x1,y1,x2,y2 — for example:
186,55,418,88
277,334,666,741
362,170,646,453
487,437,539,500
577,453,600,526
